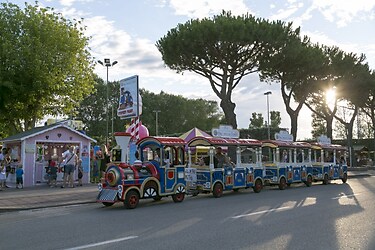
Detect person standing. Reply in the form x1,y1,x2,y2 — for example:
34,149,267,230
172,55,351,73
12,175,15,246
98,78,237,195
15,165,24,189
77,158,83,186
100,145,110,180
0,163,6,190
48,156,58,187
61,146,77,188
92,156,99,183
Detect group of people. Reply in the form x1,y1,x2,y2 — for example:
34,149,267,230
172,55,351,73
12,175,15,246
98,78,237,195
59,146,83,188
0,147,24,190
44,145,83,188
91,145,110,183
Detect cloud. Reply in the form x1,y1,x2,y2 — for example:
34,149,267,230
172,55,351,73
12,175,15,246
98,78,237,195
58,0,94,7
269,1,304,21
311,0,375,27
167,0,252,18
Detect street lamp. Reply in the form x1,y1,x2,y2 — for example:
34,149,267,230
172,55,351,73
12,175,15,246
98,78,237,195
153,110,161,136
264,91,272,139
98,58,118,146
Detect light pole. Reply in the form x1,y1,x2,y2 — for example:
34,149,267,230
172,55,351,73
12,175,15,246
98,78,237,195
264,91,272,139
153,110,161,136
98,58,118,146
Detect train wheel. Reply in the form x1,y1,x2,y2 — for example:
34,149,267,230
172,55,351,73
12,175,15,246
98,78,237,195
124,190,139,209
305,175,312,187
278,177,287,190
172,193,185,203
253,179,263,193
342,173,348,183
323,174,329,185
102,202,114,207
213,183,223,198
144,181,159,200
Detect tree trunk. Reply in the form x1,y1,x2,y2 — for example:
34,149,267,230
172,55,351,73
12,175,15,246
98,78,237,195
346,123,355,167
326,115,334,139
220,98,237,129
290,112,298,141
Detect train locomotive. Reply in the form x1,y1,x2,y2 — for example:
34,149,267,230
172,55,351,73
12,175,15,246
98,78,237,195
96,132,187,209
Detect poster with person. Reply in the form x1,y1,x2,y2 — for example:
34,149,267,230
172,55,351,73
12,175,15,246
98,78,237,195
117,75,139,119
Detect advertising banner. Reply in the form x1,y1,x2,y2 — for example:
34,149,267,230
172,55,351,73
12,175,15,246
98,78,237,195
117,75,139,119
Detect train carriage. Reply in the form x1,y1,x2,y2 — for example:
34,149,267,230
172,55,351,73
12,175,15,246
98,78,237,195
261,131,313,190
310,135,348,184
185,136,263,198
97,133,187,209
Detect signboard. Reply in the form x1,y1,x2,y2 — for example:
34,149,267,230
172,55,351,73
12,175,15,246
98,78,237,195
317,135,331,145
274,130,293,141
211,125,239,138
25,144,35,153
184,168,197,182
117,75,139,119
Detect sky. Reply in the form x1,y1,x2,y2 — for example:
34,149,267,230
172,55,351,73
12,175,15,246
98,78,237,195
9,0,375,140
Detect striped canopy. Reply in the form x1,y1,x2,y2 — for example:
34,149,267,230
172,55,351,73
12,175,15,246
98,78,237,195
179,127,211,142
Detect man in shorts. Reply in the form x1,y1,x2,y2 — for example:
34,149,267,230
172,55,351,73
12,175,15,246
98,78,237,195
61,146,77,188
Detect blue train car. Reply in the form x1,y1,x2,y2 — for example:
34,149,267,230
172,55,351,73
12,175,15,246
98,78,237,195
310,135,348,184
185,136,263,198
97,133,187,209
261,131,313,190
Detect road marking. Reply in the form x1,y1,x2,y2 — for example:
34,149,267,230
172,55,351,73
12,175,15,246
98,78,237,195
231,206,291,219
64,236,138,250
331,193,360,200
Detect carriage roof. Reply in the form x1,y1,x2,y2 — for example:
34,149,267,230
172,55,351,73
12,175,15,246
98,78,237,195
188,136,261,147
310,142,347,151
261,140,311,149
137,136,186,147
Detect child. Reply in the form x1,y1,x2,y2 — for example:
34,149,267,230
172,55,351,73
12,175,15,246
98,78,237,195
49,156,58,187
16,165,24,189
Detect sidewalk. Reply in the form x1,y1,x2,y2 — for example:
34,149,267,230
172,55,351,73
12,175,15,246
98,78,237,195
0,170,374,212
0,182,99,212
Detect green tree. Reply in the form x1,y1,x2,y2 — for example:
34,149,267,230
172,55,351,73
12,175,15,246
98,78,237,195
156,11,296,129
140,89,223,135
259,36,326,141
332,53,373,166
0,2,94,136
77,86,223,142
362,71,375,150
311,111,326,139
270,111,281,128
249,112,264,129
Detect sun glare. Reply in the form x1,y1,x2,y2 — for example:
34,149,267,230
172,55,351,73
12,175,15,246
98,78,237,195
326,88,336,110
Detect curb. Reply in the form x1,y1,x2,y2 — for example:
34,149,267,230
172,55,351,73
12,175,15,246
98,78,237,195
0,200,97,213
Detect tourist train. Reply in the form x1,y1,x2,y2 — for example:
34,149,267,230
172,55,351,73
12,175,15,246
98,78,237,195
96,131,348,209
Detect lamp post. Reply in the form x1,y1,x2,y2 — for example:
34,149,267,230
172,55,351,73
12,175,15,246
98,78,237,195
98,58,118,146
264,91,272,139
153,110,161,136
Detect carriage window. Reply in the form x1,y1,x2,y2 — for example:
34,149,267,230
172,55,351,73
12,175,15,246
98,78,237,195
311,149,321,162
242,148,257,163
262,147,275,163
324,151,334,163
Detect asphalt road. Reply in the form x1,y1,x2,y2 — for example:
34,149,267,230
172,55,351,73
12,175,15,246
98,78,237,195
1,176,375,250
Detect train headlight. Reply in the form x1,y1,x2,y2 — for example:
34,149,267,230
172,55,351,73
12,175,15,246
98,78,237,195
106,166,122,187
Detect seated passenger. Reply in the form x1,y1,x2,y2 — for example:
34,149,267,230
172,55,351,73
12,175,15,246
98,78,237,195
215,147,230,168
